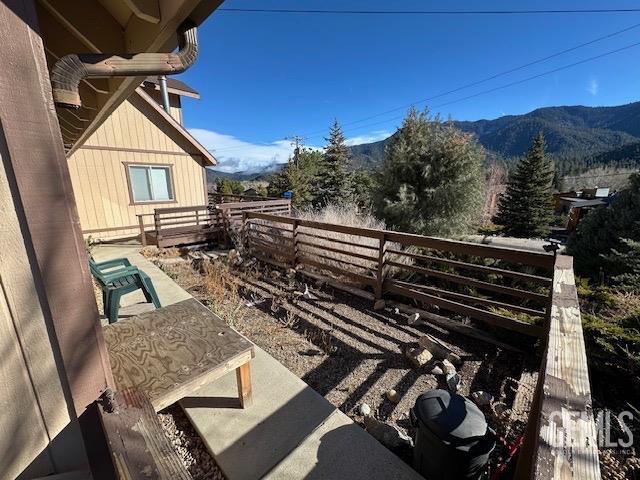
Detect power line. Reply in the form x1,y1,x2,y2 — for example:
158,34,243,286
205,26,640,154
312,39,640,140
219,7,640,15
299,22,640,137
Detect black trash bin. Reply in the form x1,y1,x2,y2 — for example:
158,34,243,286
411,389,495,480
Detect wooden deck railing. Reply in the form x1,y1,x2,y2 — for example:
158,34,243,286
152,205,223,248
515,255,601,480
208,192,282,204
135,199,292,248
243,212,601,479
243,212,553,337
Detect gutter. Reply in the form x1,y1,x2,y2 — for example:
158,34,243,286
50,22,198,109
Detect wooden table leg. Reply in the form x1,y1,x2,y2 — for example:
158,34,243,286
236,362,253,408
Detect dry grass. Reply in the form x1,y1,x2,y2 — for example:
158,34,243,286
199,261,246,328
296,203,412,282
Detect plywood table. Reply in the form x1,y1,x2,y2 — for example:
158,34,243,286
104,298,255,411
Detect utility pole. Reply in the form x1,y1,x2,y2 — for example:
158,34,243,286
286,135,305,167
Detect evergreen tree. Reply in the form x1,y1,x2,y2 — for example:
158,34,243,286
267,149,322,208
568,174,640,282
315,120,351,206
373,107,485,237
495,133,555,237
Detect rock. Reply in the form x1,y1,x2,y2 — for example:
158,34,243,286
446,352,463,366
270,269,282,280
492,402,509,416
373,299,386,311
446,372,461,392
286,268,297,278
406,346,433,368
441,359,457,375
386,389,399,403
359,403,371,416
407,312,421,325
363,415,413,450
429,365,444,375
393,308,400,315
418,334,461,364
228,249,238,262
471,391,493,406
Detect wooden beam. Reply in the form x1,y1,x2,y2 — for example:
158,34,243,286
1,0,113,419
386,260,549,304
97,388,191,479
386,248,552,286
124,0,161,24
384,281,543,337
387,301,523,352
37,0,124,53
516,255,601,479
391,279,545,317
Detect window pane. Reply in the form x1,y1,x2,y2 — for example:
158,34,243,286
129,167,151,201
150,167,172,200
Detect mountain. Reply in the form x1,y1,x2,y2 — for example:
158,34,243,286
347,102,640,170
206,163,285,182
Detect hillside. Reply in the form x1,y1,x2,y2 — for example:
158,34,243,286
347,102,640,171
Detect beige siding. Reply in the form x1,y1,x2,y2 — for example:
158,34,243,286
68,99,207,240
1,134,79,479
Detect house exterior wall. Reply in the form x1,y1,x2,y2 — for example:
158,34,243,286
68,97,208,240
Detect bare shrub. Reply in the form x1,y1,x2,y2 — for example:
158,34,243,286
200,260,246,328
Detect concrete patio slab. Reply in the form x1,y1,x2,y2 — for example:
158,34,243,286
181,347,423,480
94,243,423,479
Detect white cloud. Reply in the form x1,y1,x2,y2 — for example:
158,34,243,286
587,78,599,96
345,130,391,146
190,127,391,173
189,128,302,173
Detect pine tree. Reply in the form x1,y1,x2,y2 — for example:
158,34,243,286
315,120,351,207
495,133,555,238
267,149,322,208
373,107,485,236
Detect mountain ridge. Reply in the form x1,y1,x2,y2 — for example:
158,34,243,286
208,101,640,180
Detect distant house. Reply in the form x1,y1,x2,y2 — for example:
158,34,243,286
243,187,260,197
67,77,215,240
553,187,612,232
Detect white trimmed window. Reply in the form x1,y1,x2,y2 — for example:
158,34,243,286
128,165,174,203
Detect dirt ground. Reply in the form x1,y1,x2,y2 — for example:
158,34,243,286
155,253,540,474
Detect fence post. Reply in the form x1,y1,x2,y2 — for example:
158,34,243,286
153,211,161,246
375,231,386,300
138,214,147,247
292,218,299,268
242,211,248,252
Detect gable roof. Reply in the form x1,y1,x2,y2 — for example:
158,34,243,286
129,87,215,166
142,76,200,99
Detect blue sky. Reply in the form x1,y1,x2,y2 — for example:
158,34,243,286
178,0,640,172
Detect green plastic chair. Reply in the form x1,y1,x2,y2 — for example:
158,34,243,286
89,257,161,324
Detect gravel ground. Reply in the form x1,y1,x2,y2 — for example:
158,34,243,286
158,405,226,480
157,256,539,474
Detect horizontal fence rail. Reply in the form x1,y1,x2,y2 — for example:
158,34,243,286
208,192,282,204
153,205,223,248
243,212,553,338
243,212,600,480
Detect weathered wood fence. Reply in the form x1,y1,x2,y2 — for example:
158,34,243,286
208,192,282,204
139,199,292,248
243,211,553,337
242,211,601,480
